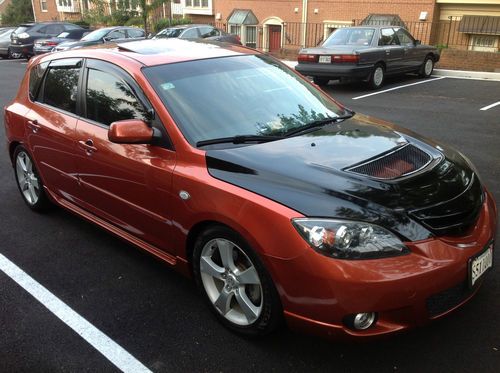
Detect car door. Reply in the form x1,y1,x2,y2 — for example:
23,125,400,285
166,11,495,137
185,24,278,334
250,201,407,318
378,28,405,73
394,28,421,71
25,58,82,202
74,59,177,252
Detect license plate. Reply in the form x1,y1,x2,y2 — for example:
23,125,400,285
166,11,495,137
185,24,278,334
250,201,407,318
469,241,494,287
319,55,331,64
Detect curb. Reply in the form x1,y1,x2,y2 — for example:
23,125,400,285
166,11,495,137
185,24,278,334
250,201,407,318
280,60,500,81
433,69,500,81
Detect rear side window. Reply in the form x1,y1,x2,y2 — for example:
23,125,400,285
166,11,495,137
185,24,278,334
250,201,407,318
85,69,148,126
41,60,82,113
182,28,199,38
29,62,49,101
379,28,399,46
127,28,144,38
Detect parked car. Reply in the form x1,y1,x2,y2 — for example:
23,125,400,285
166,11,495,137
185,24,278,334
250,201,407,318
153,24,241,45
10,22,82,58
4,39,495,339
295,26,440,89
33,28,93,55
54,26,146,51
0,27,16,59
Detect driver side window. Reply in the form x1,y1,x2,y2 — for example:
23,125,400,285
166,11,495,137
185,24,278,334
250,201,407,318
85,68,148,126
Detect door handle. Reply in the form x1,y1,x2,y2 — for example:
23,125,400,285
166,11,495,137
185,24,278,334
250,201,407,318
27,119,41,133
78,139,97,155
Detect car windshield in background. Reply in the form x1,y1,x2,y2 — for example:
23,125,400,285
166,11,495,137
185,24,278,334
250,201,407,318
323,28,375,47
154,28,183,38
57,32,70,38
13,26,29,34
144,55,345,146
81,28,109,41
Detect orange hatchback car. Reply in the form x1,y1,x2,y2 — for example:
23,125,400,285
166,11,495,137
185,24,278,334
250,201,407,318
4,39,496,339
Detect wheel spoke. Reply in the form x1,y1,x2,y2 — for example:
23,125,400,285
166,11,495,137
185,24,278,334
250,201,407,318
31,177,40,189
214,288,233,315
26,157,33,173
200,256,224,280
217,239,236,271
236,266,260,285
235,289,259,323
17,155,27,172
28,185,37,203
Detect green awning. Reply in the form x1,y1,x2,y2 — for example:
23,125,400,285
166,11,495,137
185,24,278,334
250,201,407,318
458,15,500,35
227,9,258,25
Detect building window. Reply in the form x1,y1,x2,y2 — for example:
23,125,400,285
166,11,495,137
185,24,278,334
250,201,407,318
41,0,48,12
245,26,257,48
229,25,241,37
470,35,499,52
186,0,209,8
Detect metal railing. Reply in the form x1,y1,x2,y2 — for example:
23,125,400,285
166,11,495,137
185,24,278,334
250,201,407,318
279,17,499,52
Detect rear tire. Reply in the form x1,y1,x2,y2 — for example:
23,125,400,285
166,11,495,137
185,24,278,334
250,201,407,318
313,77,329,86
368,63,385,90
419,56,434,78
192,225,282,336
13,146,52,212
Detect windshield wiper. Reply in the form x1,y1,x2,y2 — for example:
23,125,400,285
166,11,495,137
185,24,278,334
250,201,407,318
196,135,283,147
283,112,355,138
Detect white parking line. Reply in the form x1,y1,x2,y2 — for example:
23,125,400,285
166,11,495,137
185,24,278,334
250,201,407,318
352,77,447,100
0,253,152,373
480,101,500,111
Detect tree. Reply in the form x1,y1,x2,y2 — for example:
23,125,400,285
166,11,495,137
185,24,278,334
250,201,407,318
1,0,34,26
130,0,171,34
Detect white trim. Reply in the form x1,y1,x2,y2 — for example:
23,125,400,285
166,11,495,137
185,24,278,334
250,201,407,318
0,253,152,373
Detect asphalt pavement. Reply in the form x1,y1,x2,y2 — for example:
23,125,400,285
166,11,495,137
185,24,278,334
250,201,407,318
0,58,499,372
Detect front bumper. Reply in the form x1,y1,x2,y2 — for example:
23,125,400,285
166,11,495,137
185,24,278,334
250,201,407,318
268,191,497,339
295,62,374,80
9,43,34,56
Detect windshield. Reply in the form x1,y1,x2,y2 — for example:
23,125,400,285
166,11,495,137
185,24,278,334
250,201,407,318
13,26,29,35
323,28,375,47
143,55,345,146
81,28,110,41
154,28,183,39
57,31,70,38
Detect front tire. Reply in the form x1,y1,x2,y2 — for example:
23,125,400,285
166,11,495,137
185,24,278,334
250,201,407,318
368,63,385,90
193,225,282,336
13,146,51,211
419,56,434,78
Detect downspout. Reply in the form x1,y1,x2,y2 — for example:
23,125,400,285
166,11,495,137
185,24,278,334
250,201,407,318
31,0,36,21
301,0,308,48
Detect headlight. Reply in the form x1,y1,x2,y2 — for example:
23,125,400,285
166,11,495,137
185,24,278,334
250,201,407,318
18,32,30,39
292,219,409,259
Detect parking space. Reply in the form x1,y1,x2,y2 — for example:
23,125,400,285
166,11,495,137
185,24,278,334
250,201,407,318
1,58,499,372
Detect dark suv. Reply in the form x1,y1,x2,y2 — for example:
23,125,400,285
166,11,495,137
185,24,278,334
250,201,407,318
10,22,82,58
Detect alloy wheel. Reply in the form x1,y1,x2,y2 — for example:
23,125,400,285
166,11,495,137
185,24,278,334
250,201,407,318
15,151,40,205
424,59,433,76
373,66,384,87
199,238,263,326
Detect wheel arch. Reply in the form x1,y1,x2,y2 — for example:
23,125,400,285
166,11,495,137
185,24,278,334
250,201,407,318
9,141,22,165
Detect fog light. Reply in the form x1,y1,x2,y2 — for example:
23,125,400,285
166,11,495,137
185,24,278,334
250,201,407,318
353,312,376,330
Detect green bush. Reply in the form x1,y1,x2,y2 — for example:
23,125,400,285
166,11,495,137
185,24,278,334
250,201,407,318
153,18,192,33
72,20,91,28
125,17,144,27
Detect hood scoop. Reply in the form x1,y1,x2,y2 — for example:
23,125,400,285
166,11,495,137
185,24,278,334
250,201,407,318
344,144,432,180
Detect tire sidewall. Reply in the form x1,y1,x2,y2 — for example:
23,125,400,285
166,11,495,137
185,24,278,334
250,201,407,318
369,64,385,89
192,225,282,336
421,56,434,78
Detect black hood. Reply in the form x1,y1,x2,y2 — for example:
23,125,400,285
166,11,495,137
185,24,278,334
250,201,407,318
206,114,483,241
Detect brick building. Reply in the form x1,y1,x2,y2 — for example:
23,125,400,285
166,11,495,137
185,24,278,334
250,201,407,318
214,0,500,53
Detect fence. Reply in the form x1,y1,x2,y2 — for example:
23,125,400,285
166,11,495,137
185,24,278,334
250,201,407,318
279,17,499,52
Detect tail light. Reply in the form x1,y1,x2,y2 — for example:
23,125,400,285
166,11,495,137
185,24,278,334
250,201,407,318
298,54,318,63
44,41,58,46
332,54,360,63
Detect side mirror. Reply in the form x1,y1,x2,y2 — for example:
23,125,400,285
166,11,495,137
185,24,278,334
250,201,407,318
103,36,112,42
108,119,153,144
415,39,421,45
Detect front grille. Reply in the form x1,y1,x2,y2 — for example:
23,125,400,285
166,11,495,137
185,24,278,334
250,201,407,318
345,144,431,180
409,173,483,236
426,281,473,318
